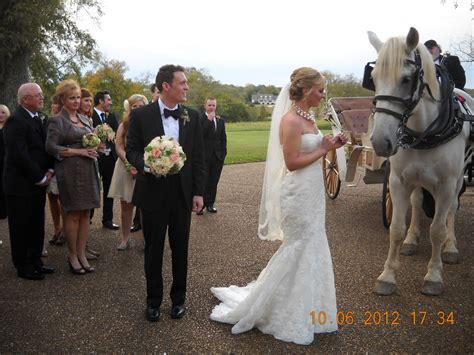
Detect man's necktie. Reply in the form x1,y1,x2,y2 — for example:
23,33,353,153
164,108,180,120
100,112,106,123
33,115,44,134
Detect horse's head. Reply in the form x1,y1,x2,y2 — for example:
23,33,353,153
367,27,440,157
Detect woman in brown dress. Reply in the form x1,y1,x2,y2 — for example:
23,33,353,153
46,80,100,275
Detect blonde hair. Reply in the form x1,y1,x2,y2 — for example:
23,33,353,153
55,79,81,105
122,94,148,132
0,104,11,118
372,37,439,99
289,67,326,101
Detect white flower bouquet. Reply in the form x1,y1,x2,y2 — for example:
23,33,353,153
144,136,186,176
94,123,115,142
82,132,101,148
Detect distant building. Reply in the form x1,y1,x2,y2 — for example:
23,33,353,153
251,93,278,105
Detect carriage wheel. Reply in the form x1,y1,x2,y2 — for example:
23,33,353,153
323,149,341,199
382,160,392,229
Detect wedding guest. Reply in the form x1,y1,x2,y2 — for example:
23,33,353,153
46,95,66,246
109,94,148,250
79,88,94,124
210,67,347,345
3,83,55,280
150,83,161,103
198,97,227,215
79,88,100,260
92,91,119,230
0,104,11,220
46,79,100,275
126,64,205,322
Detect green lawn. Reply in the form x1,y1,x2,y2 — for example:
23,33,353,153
224,120,331,165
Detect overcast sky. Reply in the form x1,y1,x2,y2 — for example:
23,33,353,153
80,0,473,88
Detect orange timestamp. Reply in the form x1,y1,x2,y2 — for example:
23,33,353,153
310,310,455,326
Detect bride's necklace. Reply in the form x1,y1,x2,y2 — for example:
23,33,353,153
293,104,315,123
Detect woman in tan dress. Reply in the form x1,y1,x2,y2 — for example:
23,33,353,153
108,94,148,250
46,80,100,275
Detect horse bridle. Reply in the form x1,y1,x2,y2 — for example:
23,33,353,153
372,50,443,149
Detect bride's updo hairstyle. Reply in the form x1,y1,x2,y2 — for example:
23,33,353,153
289,67,326,101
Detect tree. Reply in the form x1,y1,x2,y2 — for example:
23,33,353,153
0,0,101,110
83,59,145,117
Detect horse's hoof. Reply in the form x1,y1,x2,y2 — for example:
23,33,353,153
442,252,459,264
400,243,417,256
421,280,443,296
374,280,397,295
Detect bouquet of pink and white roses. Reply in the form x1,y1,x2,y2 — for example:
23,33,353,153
144,136,186,176
94,123,115,142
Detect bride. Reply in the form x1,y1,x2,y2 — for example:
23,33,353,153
210,67,347,345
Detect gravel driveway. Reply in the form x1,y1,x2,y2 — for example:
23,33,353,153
0,162,472,353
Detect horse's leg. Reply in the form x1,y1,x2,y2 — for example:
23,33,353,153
374,180,411,295
421,186,456,295
401,188,422,256
441,186,460,264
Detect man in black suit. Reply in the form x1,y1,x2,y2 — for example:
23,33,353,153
3,83,55,280
92,91,120,230
126,64,205,322
197,97,227,215
424,39,466,90
130,83,162,233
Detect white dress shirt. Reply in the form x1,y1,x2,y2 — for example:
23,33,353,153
158,98,180,142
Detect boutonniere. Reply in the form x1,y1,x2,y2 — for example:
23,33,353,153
181,108,190,126
38,113,47,122
216,115,221,121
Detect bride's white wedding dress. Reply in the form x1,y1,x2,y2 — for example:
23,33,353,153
210,133,337,345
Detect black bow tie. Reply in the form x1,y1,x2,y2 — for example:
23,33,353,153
164,108,180,120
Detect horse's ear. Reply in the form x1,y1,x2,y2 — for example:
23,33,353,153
368,31,383,52
406,27,419,52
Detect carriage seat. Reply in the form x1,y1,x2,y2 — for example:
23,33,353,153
339,109,373,144
329,97,375,113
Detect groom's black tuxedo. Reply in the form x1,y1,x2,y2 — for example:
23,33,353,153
3,106,54,274
126,102,205,308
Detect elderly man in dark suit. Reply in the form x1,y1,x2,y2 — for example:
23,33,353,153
91,91,120,230
424,39,466,90
3,83,55,280
126,64,205,322
197,96,227,215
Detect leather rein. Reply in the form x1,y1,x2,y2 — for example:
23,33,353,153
372,50,469,150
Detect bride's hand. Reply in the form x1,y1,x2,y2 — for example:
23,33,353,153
332,133,348,149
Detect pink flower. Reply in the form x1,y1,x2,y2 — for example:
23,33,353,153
170,152,179,162
152,149,162,158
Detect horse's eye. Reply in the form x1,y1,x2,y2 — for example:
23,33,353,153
402,76,411,84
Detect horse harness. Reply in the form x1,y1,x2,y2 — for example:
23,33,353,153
363,50,474,150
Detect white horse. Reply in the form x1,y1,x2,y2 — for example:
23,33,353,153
367,27,473,296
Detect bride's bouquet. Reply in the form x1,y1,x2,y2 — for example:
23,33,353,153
94,123,115,142
82,133,101,148
144,136,186,177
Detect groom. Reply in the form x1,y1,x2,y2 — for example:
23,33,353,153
126,64,205,322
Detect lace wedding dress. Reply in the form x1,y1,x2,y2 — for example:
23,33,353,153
211,133,338,345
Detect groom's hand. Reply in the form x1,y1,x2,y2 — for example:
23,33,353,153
192,196,204,213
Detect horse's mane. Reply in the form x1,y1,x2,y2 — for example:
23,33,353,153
373,37,440,100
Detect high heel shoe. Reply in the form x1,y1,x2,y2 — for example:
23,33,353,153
79,260,95,273
116,240,130,251
68,258,85,275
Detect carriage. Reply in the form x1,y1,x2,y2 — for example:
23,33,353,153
322,96,393,228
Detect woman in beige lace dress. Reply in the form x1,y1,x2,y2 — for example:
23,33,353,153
108,94,148,250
